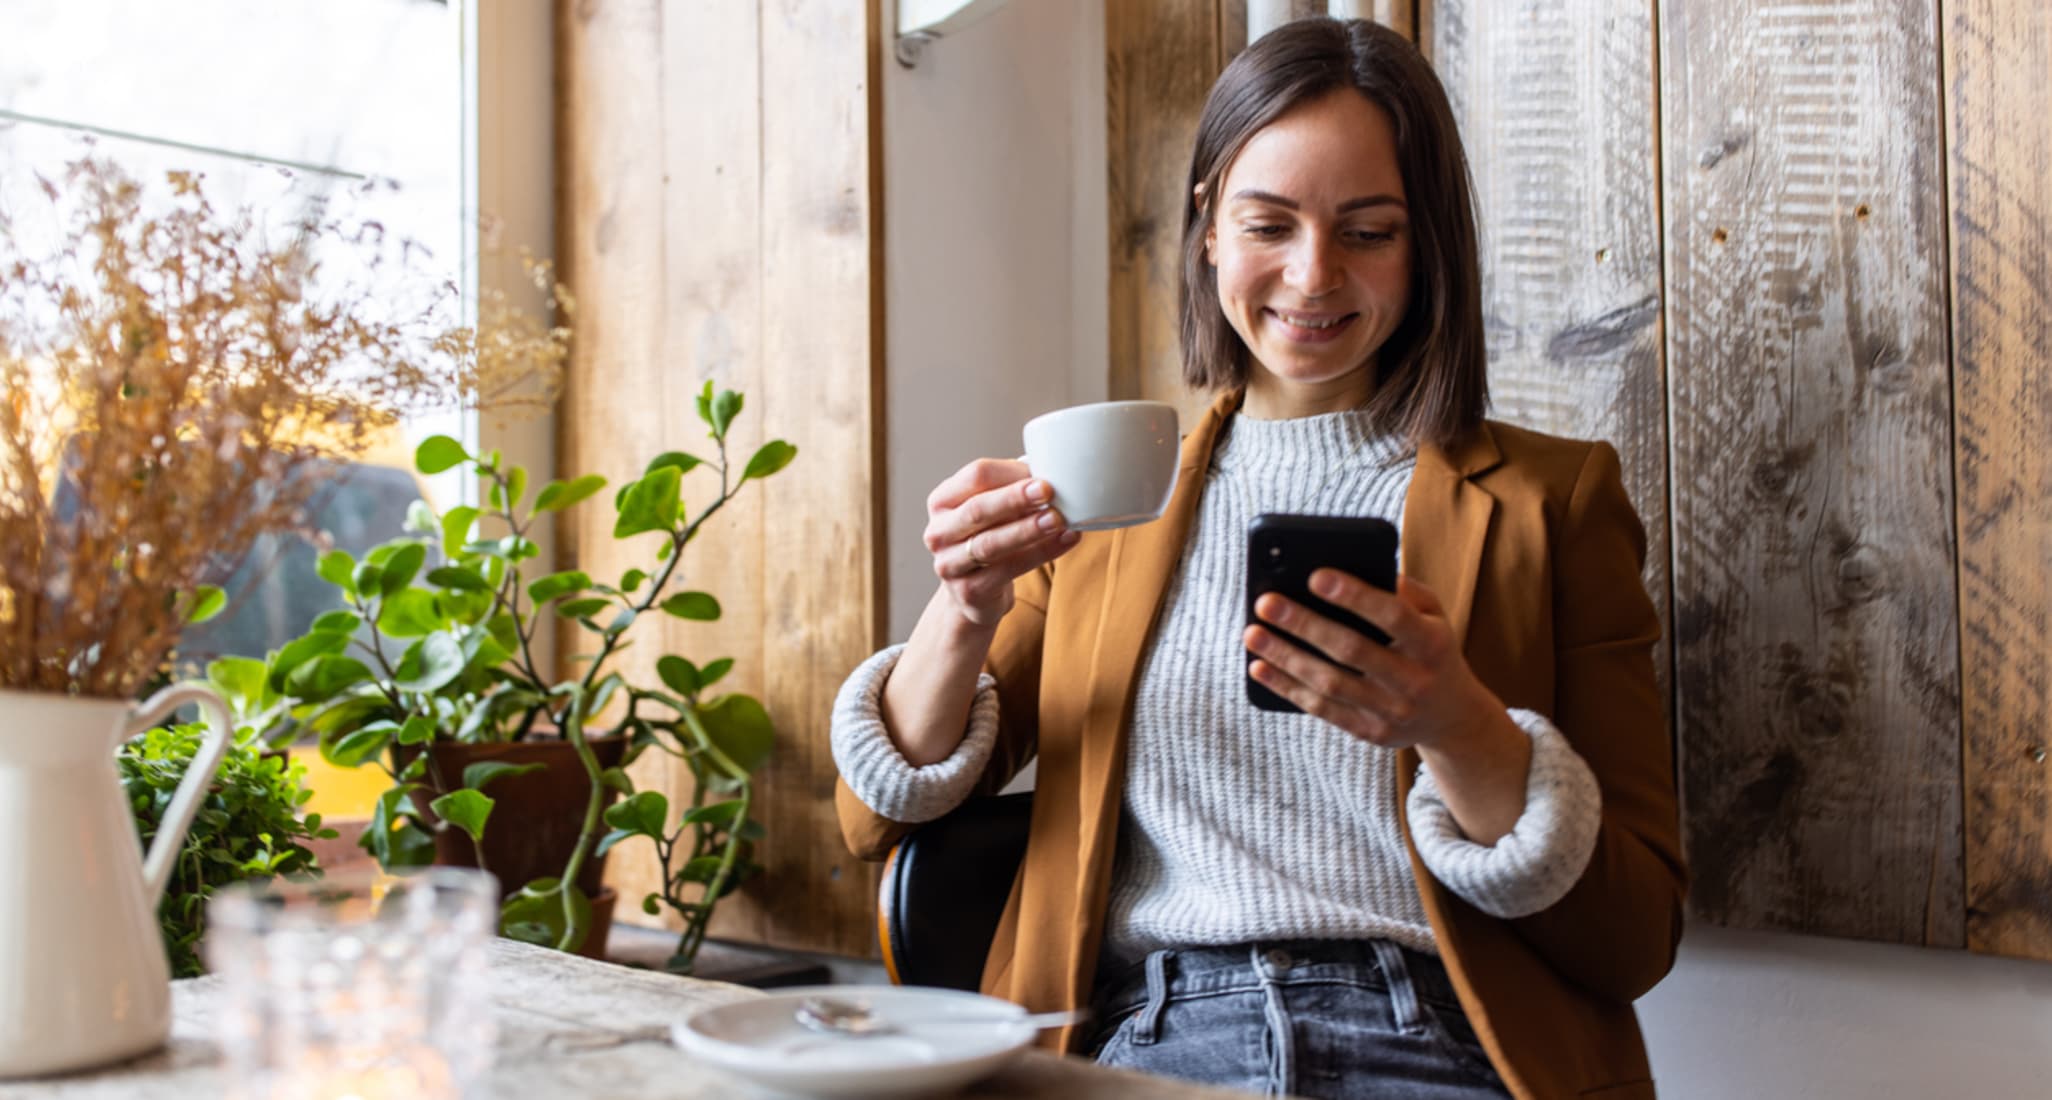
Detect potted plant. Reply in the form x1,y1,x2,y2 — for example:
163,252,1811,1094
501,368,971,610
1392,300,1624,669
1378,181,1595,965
260,379,791,970
0,159,501,1077
119,661,337,978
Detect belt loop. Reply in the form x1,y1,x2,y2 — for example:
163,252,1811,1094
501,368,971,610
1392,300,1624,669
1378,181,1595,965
1130,949,1171,1045
1370,940,1424,1035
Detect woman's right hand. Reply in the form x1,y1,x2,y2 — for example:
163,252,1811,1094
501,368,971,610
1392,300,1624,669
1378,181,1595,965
924,458,1082,627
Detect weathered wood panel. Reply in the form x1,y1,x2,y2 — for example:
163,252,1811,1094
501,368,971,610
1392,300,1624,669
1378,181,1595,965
1107,0,1228,427
744,0,886,958
1663,0,1963,945
558,0,883,958
1417,1,1669,696
1948,0,2052,960
555,0,674,938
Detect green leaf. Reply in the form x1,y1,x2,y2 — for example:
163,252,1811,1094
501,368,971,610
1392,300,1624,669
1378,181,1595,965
325,720,397,768
395,714,436,746
698,657,734,690
270,630,352,691
680,799,746,827
311,609,362,634
613,466,682,538
206,655,268,705
378,543,426,596
351,559,384,597
656,655,700,696
499,881,591,953
393,634,465,693
535,474,607,513
679,855,726,885
740,440,797,483
660,592,720,622
695,379,714,425
426,565,491,592
527,570,593,604
375,588,443,638
316,549,357,595
603,790,670,837
644,451,703,476
619,569,648,595
557,597,612,621
505,466,528,511
286,655,374,704
463,761,546,791
441,506,480,558
598,766,635,794
697,693,774,775
430,789,494,844
416,435,469,474
641,892,662,916
360,787,434,869
711,390,742,440
186,585,227,624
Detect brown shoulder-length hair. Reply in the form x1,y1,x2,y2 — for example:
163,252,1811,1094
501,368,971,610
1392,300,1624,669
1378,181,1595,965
1179,18,1486,449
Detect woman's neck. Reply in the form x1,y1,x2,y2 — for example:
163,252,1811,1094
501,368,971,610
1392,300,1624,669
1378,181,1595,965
1241,365,1375,420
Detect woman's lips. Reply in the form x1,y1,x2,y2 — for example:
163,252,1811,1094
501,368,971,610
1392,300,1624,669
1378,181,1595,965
1266,308,1358,344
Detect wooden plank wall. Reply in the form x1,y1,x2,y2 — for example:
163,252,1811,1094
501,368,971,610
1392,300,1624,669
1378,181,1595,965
1116,2,2052,957
1107,0,1232,427
1948,0,2052,959
556,0,883,958
1416,1,1669,693
1660,0,1962,946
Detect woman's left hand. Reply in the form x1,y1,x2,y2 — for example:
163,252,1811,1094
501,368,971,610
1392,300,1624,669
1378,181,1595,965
1243,571,1499,752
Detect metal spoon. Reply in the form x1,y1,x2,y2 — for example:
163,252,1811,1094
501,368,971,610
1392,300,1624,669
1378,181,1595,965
794,995,1089,1037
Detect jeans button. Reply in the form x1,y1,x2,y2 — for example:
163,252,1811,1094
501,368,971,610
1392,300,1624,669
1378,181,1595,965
1264,948,1293,970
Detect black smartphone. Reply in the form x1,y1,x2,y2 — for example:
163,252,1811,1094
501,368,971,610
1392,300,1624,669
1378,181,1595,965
1245,513,1399,713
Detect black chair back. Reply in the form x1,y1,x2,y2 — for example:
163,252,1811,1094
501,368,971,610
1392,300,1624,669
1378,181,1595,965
876,792,1033,990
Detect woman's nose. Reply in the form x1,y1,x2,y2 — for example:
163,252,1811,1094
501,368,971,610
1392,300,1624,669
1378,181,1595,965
1284,237,1342,297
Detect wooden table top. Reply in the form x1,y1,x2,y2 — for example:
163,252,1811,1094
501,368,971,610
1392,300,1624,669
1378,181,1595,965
2,939,1250,1099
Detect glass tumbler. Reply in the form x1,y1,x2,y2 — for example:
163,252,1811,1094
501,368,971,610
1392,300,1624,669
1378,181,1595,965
205,867,499,1100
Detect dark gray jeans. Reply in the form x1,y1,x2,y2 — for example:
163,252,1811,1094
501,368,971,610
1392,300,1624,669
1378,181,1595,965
1090,940,1512,1099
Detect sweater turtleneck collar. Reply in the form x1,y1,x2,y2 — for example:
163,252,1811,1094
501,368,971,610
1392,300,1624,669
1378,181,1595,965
1213,407,1412,474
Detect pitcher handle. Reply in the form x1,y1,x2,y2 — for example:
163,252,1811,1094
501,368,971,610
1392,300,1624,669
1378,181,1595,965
128,682,238,909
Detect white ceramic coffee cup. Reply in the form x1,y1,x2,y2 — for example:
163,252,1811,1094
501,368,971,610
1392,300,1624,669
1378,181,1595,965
1022,401,1180,532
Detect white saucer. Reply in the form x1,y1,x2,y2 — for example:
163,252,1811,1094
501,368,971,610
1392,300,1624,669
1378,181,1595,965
671,985,1037,1098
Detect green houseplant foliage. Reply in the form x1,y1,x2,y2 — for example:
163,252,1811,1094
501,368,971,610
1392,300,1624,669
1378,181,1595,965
120,710,334,978
256,381,792,971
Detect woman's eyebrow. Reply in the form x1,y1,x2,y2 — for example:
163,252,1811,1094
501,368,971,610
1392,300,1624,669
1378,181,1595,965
1228,189,1407,212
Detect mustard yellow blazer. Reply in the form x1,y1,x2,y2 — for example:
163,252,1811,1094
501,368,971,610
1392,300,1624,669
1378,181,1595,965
838,390,1687,1100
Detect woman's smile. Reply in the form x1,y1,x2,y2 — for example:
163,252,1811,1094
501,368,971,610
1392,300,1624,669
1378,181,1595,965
1266,307,1359,343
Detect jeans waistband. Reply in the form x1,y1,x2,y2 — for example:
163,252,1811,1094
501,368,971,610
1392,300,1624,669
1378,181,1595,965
1095,939,1464,1017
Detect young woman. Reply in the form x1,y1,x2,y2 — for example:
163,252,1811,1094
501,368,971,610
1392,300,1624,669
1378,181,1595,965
831,18,1684,1100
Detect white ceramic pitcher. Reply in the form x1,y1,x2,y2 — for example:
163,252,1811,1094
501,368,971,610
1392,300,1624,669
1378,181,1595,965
0,683,234,1078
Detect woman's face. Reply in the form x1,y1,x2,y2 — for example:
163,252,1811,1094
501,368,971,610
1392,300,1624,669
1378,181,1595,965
1206,88,1413,415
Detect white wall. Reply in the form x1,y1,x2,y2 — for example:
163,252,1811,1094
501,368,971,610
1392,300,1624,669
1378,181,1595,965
1641,922,2052,1100
882,4,2052,1097
883,0,1107,641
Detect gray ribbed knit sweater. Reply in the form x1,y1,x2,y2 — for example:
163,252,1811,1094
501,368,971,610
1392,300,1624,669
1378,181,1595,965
832,410,1602,971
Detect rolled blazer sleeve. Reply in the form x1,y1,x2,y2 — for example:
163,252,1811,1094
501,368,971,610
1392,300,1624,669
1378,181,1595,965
1509,441,1688,1002
834,563,1053,861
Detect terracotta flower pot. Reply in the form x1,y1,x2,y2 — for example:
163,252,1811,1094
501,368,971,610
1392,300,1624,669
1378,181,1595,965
407,734,629,904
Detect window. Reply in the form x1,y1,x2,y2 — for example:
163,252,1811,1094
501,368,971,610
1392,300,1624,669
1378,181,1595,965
0,0,474,668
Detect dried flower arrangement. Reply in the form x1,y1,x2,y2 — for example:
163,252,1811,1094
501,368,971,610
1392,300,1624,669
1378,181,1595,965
0,158,567,699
